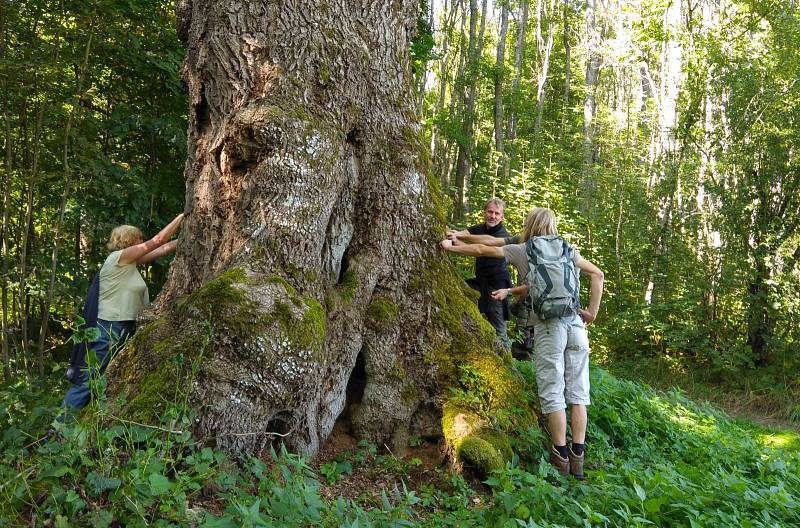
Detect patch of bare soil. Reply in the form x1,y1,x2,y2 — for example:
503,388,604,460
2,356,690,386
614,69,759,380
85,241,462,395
310,421,487,509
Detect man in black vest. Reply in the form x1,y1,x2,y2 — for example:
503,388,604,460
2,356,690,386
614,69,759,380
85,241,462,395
450,198,513,350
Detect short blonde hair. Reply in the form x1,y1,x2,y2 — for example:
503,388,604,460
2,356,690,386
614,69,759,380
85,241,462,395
107,225,142,251
522,207,558,241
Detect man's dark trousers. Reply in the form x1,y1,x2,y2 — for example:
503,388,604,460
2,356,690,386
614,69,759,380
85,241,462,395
467,222,512,350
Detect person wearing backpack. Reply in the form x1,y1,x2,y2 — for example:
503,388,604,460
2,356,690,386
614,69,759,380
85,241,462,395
449,198,514,350
442,207,604,479
60,213,184,416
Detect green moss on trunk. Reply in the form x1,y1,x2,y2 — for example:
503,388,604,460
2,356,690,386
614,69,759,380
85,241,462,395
422,257,538,475
111,267,327,423
337,269,358,304
457,436,505,473
368,297,399,326
270,298,326,351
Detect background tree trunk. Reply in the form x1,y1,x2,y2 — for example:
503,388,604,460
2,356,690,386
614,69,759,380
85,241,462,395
17,104,43,382
430,0,458,173
558,0,570,143
532,0,555,150
581,0,600,211
506,0,528,145
433,0,465,192
453,0,488,220
494,0,508,178
37,28,94,377
107,0,534,464
1,1,12,381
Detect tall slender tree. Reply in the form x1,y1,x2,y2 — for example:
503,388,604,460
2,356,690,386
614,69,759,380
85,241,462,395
581,0,600,212
507,0,529,145
454,0,488,219
494,0,509,178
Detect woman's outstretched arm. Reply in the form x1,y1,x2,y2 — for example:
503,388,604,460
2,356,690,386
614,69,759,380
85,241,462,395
119,213,184,265
137,239,179,264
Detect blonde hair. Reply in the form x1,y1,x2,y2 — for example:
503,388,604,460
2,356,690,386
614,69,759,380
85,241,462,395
522,207,558,241
107,225,142,251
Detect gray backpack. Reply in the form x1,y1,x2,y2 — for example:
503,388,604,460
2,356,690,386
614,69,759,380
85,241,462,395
525,236,580,319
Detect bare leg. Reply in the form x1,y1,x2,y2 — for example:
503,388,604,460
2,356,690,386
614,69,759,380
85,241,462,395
548,409,568,445
547,408,571,476
570,404,587,444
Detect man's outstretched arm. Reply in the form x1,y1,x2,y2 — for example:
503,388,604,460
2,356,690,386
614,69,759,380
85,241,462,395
439,239,505,258
490,284,528,300
445,229,512,246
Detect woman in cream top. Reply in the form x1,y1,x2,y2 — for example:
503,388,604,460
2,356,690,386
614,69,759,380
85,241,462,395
98,248,150,322
61,213,184,414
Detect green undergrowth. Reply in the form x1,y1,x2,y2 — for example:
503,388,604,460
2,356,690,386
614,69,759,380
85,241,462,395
598,350,800,429
1,360,799,527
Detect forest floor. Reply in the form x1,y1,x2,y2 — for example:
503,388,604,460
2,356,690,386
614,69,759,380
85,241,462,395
599,354,800,434
309,357,800,511
310,421,489,511
3,361,799,526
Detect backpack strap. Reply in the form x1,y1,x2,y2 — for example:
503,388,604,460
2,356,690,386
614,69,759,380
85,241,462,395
561,239,575,294
525,237,550,316
533,262,554,310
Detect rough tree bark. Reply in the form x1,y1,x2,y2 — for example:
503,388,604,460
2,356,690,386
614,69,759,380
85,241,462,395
108,0,536,471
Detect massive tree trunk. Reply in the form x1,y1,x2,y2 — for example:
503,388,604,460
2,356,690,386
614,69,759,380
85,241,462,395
108,0,535,469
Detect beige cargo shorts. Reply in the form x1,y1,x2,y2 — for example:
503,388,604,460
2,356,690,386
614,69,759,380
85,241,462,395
532,313,591,414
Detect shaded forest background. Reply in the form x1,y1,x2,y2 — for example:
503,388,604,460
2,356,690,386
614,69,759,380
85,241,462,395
1,0,799,421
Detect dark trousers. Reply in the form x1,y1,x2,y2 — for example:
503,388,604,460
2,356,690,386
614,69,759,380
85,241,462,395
482,298,510,351
61,319,135,414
